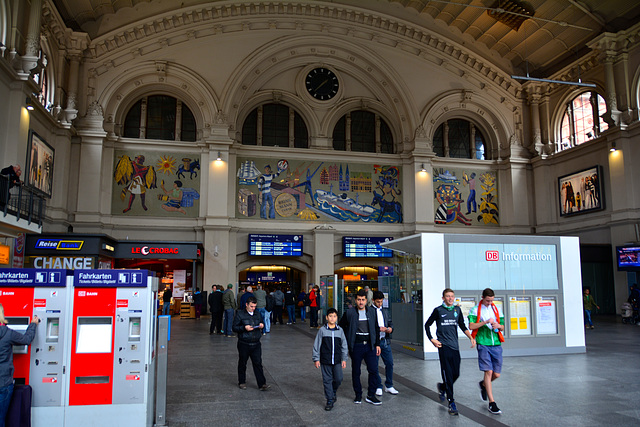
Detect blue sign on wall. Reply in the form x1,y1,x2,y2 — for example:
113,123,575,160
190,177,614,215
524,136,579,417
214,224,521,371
0,268,69,287
73,270,149,287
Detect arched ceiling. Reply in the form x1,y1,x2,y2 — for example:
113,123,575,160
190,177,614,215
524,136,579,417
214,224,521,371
50,0,640,78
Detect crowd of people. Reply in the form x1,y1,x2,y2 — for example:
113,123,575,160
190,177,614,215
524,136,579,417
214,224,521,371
192,282,507,417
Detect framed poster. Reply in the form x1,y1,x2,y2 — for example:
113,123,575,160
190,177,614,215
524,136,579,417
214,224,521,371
558,166,603,217
508,296,532,336
535,296,558,335
25,130,54,198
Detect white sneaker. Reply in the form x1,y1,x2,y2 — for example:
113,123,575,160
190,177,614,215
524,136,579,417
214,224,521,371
384,386,399,395
375,388,383,396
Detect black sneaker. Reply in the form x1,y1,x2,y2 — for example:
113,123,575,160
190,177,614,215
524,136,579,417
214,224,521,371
353,395,362,404
238,383,246,390
448,401,459,416
488,402,502,414
479,380,487,401
325,400,334,411
437,382,445,402
259,384,271,391
365,395,382,405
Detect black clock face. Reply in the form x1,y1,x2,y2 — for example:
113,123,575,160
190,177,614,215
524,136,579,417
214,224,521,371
306,68,339,100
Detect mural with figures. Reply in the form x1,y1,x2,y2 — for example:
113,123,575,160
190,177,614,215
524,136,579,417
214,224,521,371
111,150,200,217
236,157,403,223
433,167,499,226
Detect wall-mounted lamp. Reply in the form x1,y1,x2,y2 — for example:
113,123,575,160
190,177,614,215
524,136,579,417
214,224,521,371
420,163,427,172
216,151,222,161
609,141,617,152
26,97,34,111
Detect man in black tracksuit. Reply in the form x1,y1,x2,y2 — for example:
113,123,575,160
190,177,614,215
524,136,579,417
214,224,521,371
339,289,381,405
425,288,476,416
232,296,270,390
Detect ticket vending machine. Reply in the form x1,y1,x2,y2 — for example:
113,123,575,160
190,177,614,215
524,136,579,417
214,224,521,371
65,269,157,427
0,268,72,426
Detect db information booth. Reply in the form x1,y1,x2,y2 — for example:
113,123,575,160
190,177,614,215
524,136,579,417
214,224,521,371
0,269,72,426
65,269,158,427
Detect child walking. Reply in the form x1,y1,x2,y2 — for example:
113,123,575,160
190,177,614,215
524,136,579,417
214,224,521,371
312,308,348,411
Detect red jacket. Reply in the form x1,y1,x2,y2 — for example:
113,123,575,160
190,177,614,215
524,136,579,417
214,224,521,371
310,290,318,307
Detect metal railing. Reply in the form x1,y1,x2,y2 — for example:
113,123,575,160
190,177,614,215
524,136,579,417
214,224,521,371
0,173,46,228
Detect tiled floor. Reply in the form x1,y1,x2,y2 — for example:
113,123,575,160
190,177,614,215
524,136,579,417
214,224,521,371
164,315,640,426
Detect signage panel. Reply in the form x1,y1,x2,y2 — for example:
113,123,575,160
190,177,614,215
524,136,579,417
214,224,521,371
343,236,394,258
73,270,148,288
248,234,303,256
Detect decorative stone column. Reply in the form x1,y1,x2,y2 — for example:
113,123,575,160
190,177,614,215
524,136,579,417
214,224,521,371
21,0,43,73
529,91,544,155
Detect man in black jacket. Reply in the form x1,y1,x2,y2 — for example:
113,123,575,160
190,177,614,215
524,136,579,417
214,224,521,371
209,285,224,335
339,289,381,405
232,296,270,391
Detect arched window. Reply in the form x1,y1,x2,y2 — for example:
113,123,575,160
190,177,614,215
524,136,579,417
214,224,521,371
433,119,487,160
123,95,196,141
559,91,608,151
332,110,394,153
241,103,309,148
31,48,54,112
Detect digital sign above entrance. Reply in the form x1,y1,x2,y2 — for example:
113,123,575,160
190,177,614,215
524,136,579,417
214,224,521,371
343,236,394,258
448,243,559,291
249,234,303,256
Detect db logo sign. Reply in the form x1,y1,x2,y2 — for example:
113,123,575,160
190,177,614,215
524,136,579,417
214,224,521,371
486,251,499,261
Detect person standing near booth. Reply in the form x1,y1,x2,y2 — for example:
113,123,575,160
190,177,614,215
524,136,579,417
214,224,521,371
468,288,505,415
0,304,39,423
222,284,237,338
162,285,172,315
309,286,320,328
232,297,270,391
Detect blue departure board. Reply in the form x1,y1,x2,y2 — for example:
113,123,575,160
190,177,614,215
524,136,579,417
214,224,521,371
343,236,394,258
249,234,303,256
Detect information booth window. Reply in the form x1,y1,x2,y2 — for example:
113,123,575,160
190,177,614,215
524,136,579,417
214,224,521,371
454,296,477,337
535,296,559,335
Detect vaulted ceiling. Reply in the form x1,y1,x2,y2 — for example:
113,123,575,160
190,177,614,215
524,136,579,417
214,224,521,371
50,0,640,78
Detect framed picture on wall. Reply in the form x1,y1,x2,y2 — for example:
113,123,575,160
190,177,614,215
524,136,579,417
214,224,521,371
25,130,55,198
558,165,603,217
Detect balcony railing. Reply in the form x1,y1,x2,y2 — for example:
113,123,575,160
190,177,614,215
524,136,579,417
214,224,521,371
0,173,46,228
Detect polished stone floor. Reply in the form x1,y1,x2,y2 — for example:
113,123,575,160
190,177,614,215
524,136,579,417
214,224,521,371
164,315,640,427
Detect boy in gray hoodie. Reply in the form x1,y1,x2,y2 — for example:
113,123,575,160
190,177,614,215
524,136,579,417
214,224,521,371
312,308,348,411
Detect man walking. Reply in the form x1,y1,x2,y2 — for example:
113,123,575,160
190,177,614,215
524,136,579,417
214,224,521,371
372,291,398,397
340,289,381,405
425,288,475,416
222,284,237,337
273,287,285,325
469,288,505,415
209,285,224,335
232,296,270,391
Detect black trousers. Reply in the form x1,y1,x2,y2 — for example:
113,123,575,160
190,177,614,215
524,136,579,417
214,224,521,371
210,311,223,333
438,345,461,403
309,306,319,327
237,341,266,387
274,306,284,324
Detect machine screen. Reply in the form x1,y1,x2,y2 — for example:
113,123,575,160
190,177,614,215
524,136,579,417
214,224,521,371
76,317,113,353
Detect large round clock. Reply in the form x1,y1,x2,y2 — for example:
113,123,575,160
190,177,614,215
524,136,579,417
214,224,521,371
305,68,339,101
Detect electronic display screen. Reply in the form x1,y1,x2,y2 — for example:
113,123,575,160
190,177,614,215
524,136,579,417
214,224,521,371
343,236,394,258
76,317,113,353
617,246,640,270
249,234,303,256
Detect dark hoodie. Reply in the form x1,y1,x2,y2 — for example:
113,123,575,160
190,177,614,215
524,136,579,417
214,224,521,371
0,322,37,387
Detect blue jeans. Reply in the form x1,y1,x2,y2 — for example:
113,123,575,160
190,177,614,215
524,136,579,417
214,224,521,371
264,310,271,333
162,302,171,315
375,338,394,388
467,189,476,213
0,383,14,426
224,308,235,336
286,305,296,323
260,192,275,218
350,342,379,398
257,308,267,332
300,305,306,321
585,309,593,327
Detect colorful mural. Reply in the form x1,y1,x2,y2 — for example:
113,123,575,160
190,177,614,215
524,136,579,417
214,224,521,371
111,151,200,217
236,158,403,223
433,167,498,226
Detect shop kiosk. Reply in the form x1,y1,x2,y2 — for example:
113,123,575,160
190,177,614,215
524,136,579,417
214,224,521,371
65,269,158,427
0,268,73,426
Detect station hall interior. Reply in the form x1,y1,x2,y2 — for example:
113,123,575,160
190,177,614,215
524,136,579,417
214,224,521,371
1,0,640,424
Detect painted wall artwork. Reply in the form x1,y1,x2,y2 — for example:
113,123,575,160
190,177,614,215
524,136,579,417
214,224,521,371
433,167,499,226
558,165,603,217
111,150,200,217
236,157,403,223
